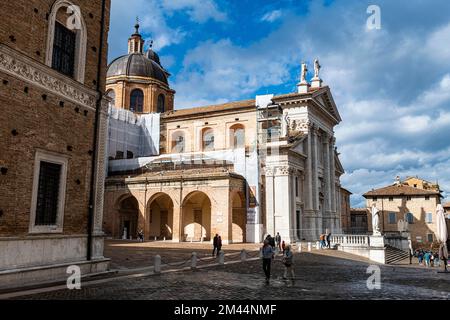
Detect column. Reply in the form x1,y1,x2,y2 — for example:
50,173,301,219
330,137,337,213
172,205,181,242
312,126,320,211
265,167,275,236
290,169,296,242
273,166,291,242
91,97,109,259
324,133,331,213
306,125,313,210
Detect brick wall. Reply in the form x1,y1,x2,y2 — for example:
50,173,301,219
0,0,110,237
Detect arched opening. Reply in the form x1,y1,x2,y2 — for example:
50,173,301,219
117,196,139,240
157,94,165,113
171,131,185,153
230,124,245,149
182,191,211,242
45,0,87,82
147,193,174,240
106,89,116,107
130,89,144,112
232,192,247,243
202,127,214,151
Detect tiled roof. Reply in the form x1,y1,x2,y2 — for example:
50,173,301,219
363,184,440,197
161,99,255,119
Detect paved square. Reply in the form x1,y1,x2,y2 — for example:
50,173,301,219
8,240,450,300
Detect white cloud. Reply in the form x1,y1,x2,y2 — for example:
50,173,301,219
261,10,283,23
109,0,226,57
425,23,450,60
172,38,297,108
161,0,227,23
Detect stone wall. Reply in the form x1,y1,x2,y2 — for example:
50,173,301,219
366,196,440,245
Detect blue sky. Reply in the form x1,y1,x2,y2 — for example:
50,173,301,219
108,0,450,207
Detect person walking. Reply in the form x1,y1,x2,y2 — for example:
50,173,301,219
424,251,431,267
282,244,295,280
409,247,413,265
319,234,325,249
326,231,332,249
281,240,286,255
418,250,424,265
137,230,144,242
439,240,449,272
275,232,282,251
261,240,274,283
269,235,275,249
217,235,223,255
212,234,219,257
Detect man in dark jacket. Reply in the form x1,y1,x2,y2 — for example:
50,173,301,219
217,236,223,255
212,234,219,256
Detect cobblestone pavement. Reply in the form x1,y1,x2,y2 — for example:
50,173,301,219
12,243,450,300
104,239,261,270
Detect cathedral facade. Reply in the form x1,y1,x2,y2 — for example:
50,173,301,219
102,26,348,244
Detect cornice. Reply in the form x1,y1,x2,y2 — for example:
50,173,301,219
0,44,97,110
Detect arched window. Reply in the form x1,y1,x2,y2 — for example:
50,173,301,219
202,128,214,151
106,89,115,107
172,132,185,153
157,94,165,113
230,124,245,149
46,0,87,82
130,89,144,112
405,213,414,224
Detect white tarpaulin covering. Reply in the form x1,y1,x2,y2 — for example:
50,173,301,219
107,106,160,159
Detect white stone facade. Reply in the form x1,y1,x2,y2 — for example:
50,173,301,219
261,86,344,242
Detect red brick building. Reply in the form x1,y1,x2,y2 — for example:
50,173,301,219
0,0,111,289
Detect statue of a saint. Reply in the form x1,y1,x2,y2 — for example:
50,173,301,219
371,204,381,235
300,62,308,83
313,58,321,79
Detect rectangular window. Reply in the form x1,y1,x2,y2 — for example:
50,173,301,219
388,197,393,201
373,197,377,202
35,161,61,225
406,196,412,201
30,150,68,233
52,22,76,77
126,151,134,159
425,196,430,200
427,233,433,243
426,212,433,224
295,177,299,197
388,212,396,224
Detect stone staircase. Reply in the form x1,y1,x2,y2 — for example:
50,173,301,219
385,245,409,264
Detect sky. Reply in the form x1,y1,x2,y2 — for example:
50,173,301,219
107,0,450,207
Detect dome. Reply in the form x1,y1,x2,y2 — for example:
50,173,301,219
145,49,161,65
107,53,168,84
